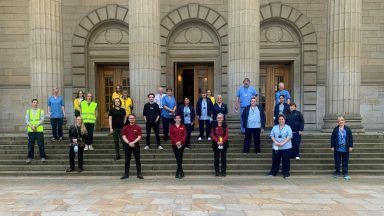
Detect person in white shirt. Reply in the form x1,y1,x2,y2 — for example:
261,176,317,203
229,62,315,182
154,87,166,110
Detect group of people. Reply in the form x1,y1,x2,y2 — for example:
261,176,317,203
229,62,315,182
25,79,354,181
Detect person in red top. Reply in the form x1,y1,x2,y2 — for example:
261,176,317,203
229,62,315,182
211,113,229,177
170,115,187,179
121,114,143,180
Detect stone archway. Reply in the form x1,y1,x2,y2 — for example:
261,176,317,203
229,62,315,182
260,2,318,127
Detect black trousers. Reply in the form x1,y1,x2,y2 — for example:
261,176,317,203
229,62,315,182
198,119,211,138
84,123,95,145
146,122,160,146
124,144,142,176
213,145,227,172
334,151,349,175
162,117,174,141
27,132,46,159
113,129,123,156
291,132,302,158
172,145,185,173
243,128,261,153
185,123,193,148
50,118,63,139
69,144,84,170
269,148,292,176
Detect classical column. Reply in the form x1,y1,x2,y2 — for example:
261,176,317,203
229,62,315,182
227,0,260,112
323,0,364,132
129,0,161,111
30,0,63,107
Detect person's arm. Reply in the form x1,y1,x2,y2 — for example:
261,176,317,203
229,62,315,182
122,135,129,144
279,127,292,146
181,127,187,145
38,110,45,126
143,104,147,122
155,104,161,122
61,97,66,118
47,99,51,116
348,127,353,152
222,127,229,143
286,91,291,105
25,110,31,127
260,106,266,130
211,127,218,143
299,112,304,134
162,97,171,112
169,125,176,145
108,116,113,133
122,109,127,124
330,128,336,150
235,88,240,110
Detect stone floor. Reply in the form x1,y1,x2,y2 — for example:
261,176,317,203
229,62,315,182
0,176,383,216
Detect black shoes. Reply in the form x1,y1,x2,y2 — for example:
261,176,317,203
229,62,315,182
175,170,184,179
78,168,83,173
215,170,220,177
221,170,226,177
114,155,121,161
283,173,290,179
66,168,74,173
137,174,144,179
120,175,129,179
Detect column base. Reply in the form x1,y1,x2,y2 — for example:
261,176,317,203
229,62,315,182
322,114,365,133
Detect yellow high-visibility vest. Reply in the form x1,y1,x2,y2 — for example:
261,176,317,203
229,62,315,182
27,109,44,132
81,101,97,123
121,97,133,116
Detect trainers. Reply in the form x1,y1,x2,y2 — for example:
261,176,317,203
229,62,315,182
158,145,164,150
283,173,290,179
58,137,63,141
41,158,46,163
198,137,202,141
88,145,94,150
343,175,351,181
120,175,129,179
295,157,300,160
51,137,56,142
185,147,190,150
66,168,74,172
84,145,89,151
25,158,32,164
207,137,211,141
333,171,340,178
144,145,150,150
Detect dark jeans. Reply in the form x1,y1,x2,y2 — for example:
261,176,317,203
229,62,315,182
50,118,63,139
269,148,292,176
213,145,227,172
291,132,302,158
185,123,193,148
146,122,161,146
27,132,46,159
84,123,95,145
243,128,261,153
162,117,174,141
124,144,142,176
172,145,185,173
69,144,84,170
334,151,349,175
198,119,211,138
113,129,123,156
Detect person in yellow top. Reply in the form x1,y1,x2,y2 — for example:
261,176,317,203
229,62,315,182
112,85,123,102
25,99,47,164
81,92,98,151
73,90,84,117
121,89,133,117
206,89,216,104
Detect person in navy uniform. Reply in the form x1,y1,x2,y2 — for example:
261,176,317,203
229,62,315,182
273,95,290,125
286,103,304,160
196,91,214,141
212,94,228,121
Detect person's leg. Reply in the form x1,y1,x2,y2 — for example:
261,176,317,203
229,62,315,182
172,145,181,177
68,145,75,170
269,150,281,176
113,129,121,159
221,148,227,176
57,118,63,139
162,117,169,141
27,132,36,160
88,123,94,145
213,146,220,175
296,134,302,157
240,107,245,133
145,123,151,147
333,151,341,176
185,124,192,148
243,128,252,153
341,152,350,176
154,121,161,146
133,145,142,178
281,149,292,177
36,132,46,159
78,146,84,170
50,118,58,140
84,123,91,145
253,128,261,153
291,133,298,158
123,144,132,177
179,146,185,177
198,120,204,138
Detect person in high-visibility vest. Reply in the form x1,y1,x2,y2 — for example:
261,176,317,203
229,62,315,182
121,89,133,117
81,92,98,151
25,99,47,164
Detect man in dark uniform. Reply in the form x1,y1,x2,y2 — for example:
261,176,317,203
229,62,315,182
286,103,304,160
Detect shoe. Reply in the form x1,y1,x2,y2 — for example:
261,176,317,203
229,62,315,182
266,172,276,177
51,137,56,142
179,171,184,179
221,171,226,177
295,157,300,160
185,147,190,150
207,137,211,141
198,137,202,141
283,173,290,179
158,145,164,150
243,152,249,155
41,158,46,163
137,174,144,179
58,137,63,141
88,145,94,150
343,175,351,181
144,145,150,150
78,168,83,173
163,138,168,142
215,170,220,176
66,168,74,172
333,171,340,178
114,155,121,161
175,171,180,178
84,145,89,151
120,175,129,179
25,158,32,164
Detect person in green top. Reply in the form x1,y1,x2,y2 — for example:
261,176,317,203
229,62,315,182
25,99,46,164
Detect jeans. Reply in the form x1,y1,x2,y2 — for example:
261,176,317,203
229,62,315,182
213,145,227,173
50,118,63,139
162,117,174,141
27,132,46,159
269,148,292,176
84,123,95,145
172,145,185,174
145,122,161,146
334,151,349,175
243,128,261,153
185,123,193,148
113,129,123,156
69,144,84,170
198,120,211,138
291,132,302,158
124,144,142,176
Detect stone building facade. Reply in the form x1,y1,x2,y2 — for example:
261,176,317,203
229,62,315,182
0,0,383,132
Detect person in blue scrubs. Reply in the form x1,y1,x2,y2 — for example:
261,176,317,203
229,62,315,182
235,78,258,134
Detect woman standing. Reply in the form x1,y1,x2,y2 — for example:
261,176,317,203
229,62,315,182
212,95,228,121
170,115,187,179
196,92,213,141
177,97,195,149
206,89,216,104
267,114,293,179
210,113,229,177
66,116,87,173
73,90,84,118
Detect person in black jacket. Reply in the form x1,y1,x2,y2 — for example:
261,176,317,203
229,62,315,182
331,116,353,181
177,97,195,149
143,93,162,150
241,97,266,154
66,116,88,173
212,94,228,121
196,91,214,141
286,103,304,160
274,95,290,125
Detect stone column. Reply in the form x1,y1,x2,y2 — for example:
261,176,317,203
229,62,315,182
323,0,364,132
129,0,161,111
30,0,63,108
227,0,260,112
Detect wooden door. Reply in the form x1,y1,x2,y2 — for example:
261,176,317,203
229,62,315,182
98,65,129,129
260,64,290,127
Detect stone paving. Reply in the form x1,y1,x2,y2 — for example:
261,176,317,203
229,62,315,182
0,176,383,216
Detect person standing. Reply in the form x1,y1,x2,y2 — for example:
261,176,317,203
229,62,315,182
161,88,177,142
66,116,87,173
73,90,84,118
120,114,144,180
241,97,266,154
112,85,123,102
235,78,258,134
274,82,291,107
212,95,228,121
121,90,133,118
177,97,195,149
143,93,162,150
196,91,213,141
81,92,97,150
273,95,290,125
109,98,126,160
331,116,353,181
206,89,216,104
267,114,293,179
211,113,229,177
286,103,304,160
170,115,187,179
154,87,166,111
25,99,47,164
48,87,66,142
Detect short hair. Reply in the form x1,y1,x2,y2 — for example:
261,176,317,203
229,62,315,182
166,87,173,92
174,114,181,118
290,103,296,107
337,115,345,121
278,114,286,120
122,89,128,94
243,78,250,83
128,114,136,118
279,95,285,99
217,113,224,119
31,99,38,103
148,93,155,97
206,89,212,93
184,96,190,101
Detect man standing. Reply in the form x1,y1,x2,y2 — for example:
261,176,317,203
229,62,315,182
235,78,258,134
109,98,126,160
121,114,144,180
161,88,177,142
121,90,133,118
26,99,47,164
274,82,291,107
81,92,97,150
143,93,162,150
154,87,166,111
112,85,123,102
286,103,304,160
48,87,65,142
